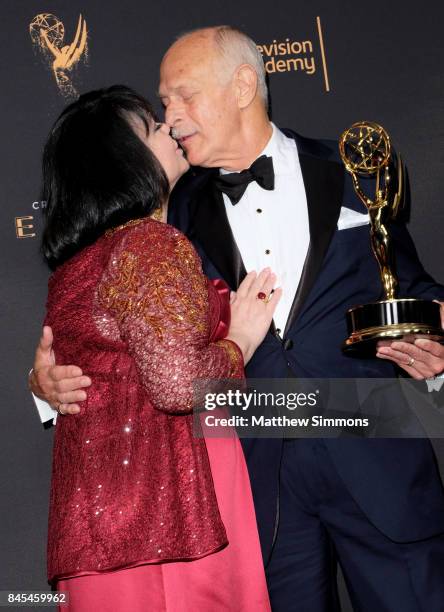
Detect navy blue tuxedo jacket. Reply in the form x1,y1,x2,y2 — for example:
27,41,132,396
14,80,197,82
168,129,444,564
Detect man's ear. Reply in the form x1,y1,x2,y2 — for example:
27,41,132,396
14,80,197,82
235,64,258,109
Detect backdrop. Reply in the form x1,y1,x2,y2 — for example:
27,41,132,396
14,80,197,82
1,1,443,609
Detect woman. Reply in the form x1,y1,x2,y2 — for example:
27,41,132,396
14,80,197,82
41,85,281,611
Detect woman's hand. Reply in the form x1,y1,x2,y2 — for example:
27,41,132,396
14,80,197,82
227,269,282,364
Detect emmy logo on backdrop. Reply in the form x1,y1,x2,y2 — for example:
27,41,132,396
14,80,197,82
29,13,88,98
15,216,36,239
339,121,443,355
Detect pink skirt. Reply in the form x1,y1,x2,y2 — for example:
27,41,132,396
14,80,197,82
58,431,271,611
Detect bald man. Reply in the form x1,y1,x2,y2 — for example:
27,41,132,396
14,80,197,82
32,26,444,612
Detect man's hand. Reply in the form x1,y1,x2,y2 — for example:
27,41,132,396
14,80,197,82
376,301,444,379
29,326,91,415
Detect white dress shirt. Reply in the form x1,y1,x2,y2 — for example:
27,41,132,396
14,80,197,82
33,391,57,424
221,123,309,334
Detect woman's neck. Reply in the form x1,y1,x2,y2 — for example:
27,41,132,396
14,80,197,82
151,202,168,223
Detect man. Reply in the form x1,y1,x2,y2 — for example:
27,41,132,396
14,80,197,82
31,27,444,611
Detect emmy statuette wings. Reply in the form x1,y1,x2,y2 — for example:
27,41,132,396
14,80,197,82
29,13,88,99
339,121,443,355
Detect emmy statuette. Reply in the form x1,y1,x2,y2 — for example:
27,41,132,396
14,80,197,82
339,121,443,355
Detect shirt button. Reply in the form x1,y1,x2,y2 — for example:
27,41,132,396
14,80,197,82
256,208,263,213
265,249,271,255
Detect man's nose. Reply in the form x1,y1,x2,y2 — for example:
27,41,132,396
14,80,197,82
164,101,183,128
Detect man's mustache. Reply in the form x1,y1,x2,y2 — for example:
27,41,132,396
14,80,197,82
170,128,196,141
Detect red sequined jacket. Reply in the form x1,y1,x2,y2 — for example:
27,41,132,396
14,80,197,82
45,218,244,583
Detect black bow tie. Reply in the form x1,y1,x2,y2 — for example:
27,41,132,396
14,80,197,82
214,155,275,205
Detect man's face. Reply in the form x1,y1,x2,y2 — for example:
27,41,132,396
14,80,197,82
159,37,240,168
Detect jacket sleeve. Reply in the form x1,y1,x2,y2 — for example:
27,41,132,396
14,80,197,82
385,157,444,301
97,222,244,414
389,219,444,301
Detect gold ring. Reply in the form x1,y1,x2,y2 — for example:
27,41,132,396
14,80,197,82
54,402,64,416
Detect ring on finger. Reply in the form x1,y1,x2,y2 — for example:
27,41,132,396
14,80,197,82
408,357,415,367
54,402,64,416
257,288,275,303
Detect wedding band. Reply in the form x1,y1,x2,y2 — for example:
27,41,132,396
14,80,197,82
408,357,415,367
54,402,64,416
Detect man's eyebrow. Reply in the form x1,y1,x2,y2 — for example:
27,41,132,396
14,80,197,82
157,81,200,97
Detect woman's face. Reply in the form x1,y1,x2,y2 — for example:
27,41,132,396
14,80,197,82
129,113,189,189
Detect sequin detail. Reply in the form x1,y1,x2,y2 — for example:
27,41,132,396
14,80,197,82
98,234,208,341
104,217,147,237
215,339,244,377
45,218,244,582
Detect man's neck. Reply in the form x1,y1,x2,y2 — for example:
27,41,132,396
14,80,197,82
219,120,273,172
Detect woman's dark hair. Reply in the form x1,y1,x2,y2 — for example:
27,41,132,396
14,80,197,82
41,85,169,269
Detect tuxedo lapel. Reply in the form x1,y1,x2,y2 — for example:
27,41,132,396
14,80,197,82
189,179,247,290
184,132,344,337
283,147,345,336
